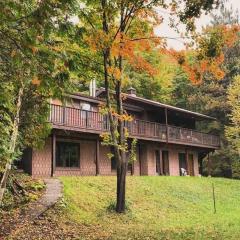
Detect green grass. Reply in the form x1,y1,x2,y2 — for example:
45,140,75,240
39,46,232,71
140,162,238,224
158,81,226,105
59,176,240,239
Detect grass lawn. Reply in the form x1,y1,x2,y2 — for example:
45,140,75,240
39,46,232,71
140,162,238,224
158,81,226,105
60,176,240,240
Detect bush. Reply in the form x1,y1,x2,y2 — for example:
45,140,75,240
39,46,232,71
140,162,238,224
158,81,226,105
1,171,45,210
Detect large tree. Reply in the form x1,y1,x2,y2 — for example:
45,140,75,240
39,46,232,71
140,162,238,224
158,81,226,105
0,0,75,203
70,0,220,213
225,75,240,178
171,5,240,177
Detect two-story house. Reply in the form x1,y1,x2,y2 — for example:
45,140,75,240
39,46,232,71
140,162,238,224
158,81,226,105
22,87,220,177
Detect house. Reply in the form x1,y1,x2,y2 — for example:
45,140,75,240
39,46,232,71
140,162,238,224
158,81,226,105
22,87,220,177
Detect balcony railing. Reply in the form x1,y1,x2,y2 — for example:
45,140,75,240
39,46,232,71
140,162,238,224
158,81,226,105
49,104,220,148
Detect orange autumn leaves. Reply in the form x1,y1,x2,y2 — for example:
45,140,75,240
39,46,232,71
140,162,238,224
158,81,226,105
167,24,240,84
86,30,159,79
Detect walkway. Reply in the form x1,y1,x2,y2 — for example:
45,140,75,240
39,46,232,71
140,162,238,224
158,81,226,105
24,178,63,220
1,178,63,239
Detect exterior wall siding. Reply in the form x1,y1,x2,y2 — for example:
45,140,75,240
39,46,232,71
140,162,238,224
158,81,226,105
133,147,140,176
99,145,113,175
169,149,180,176
147,144,156,176
32,137,52,177
29,133,199,177
194,152,199,176
80,140,96,175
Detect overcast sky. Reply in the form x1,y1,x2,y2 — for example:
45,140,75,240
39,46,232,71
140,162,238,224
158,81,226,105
155,0,240,50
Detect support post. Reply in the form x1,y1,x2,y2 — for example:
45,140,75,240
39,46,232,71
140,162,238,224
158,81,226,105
160,148,163,175
186,148,189,175
51,132,56,177
132,144,135,176
165,108,169,144
96,139,100,176
139,144,142,176
207,152,211,177
199,153,203,175
62,105,66,124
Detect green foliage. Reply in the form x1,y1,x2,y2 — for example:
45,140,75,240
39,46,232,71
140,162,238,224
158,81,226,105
225,75,240,153
1,171,45,210
0,0,78,171
107,199,132,213
125,51,177,104
129,138,137,163
232,159,240,179
171,6,240,178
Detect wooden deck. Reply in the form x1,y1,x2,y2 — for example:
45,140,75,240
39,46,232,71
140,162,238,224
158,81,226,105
49,104,220,149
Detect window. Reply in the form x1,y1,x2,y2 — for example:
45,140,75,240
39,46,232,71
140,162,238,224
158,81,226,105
110,147,117,171
80,102,91,111
56,142,80,168
111,156,117,171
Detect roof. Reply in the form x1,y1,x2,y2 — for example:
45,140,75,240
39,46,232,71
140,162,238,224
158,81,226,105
70,90,216,121
125,94,216,121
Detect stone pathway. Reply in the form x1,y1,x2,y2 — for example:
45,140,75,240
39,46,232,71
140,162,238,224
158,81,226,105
24,178,63,220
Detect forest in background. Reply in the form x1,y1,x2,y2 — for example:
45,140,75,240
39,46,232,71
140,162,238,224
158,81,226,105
0,0,239,189
119,6,240,179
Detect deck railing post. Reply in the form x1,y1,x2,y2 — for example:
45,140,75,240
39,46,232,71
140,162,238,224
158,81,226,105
62,105,66,125
49,104,52,122
165,108,169,144
85,110,88,128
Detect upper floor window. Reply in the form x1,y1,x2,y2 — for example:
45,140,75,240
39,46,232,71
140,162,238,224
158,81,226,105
80,102,91,111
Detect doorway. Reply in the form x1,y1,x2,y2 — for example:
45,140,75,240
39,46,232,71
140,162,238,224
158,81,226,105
155,150,161,175
179,153,187,176
162,150,169,175
188,154,194,176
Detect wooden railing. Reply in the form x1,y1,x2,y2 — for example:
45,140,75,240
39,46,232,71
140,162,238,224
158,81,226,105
49,104,220,148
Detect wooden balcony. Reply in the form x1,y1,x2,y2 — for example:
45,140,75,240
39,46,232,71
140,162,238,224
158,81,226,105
49,104,220,149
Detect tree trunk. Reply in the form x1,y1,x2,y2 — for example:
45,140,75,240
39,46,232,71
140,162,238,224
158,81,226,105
0,84,24,204
101,0,128,213
116,151,127,212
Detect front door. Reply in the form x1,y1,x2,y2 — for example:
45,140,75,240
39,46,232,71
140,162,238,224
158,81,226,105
179,153,187,176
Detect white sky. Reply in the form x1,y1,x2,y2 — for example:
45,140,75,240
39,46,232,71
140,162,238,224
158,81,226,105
155,0,240,50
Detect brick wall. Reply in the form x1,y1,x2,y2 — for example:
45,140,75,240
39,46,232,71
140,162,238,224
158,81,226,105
32,137,52,177
99,145,112,175
30,133,199,177
139,143,199,176
169,148,180,176
193,152,199,176
133,146,140,176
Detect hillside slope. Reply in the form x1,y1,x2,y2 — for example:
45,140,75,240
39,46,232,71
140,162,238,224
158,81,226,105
60,176,240,240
